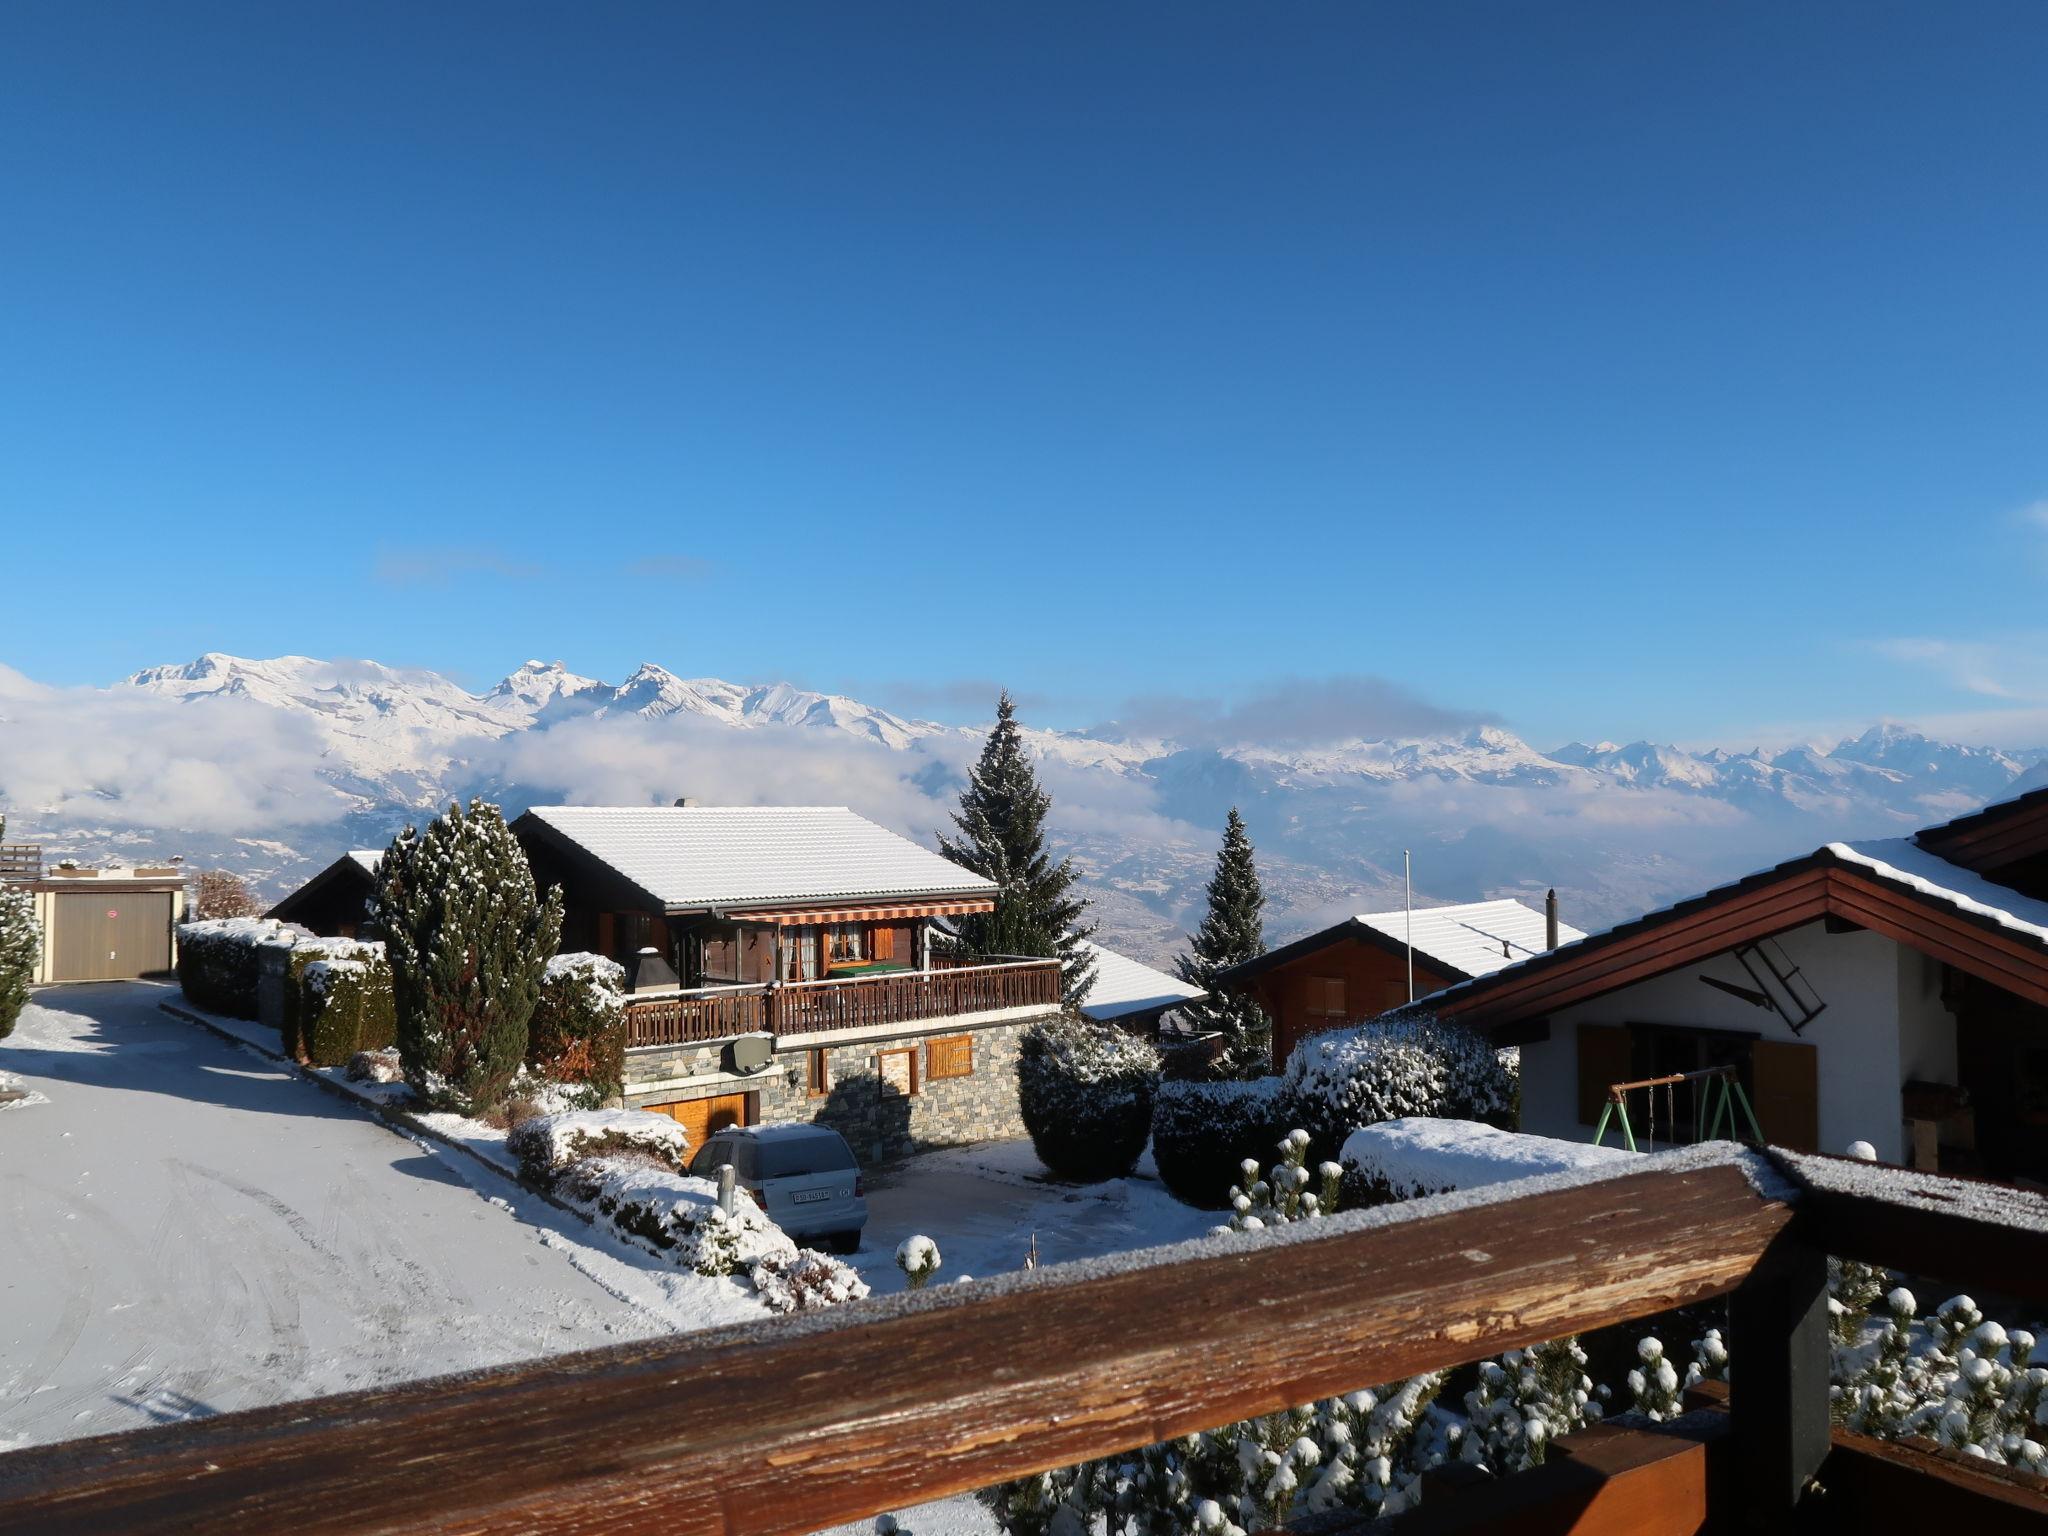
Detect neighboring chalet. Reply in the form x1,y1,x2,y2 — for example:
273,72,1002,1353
1215,896,1585,1068
0,842,186,983
1072,937,1205,1034
266,850,381,937
1428,789,2048,1180
509,804,1064,1160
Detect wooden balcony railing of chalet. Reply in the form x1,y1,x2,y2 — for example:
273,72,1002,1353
0,844,41,882
4,1145,2043,1536
624,957,1063,1049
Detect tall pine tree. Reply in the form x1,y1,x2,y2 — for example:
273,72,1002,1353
372,798,563,1112
939,692,1098,1004
1175,806,1271,1075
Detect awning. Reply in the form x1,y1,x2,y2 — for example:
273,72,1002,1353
723,897,997,926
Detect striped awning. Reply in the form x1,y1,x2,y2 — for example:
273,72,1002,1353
730,897,996,926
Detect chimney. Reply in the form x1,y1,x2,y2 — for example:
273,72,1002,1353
673,796,698,808
1545,888,1560,950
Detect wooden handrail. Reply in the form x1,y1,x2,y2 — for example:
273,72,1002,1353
2,1147,2041,1534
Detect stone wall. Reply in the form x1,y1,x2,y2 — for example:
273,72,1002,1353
624,1011,1053,1164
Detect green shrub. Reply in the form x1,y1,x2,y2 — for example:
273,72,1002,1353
1150,1076,1292,1207
281,938,384,1060
298,951,396,1068
1016,1015,1161,1182
0,885,38,1039
525,952,627,1108
1281,1013,1517,1168
176,918,293,1019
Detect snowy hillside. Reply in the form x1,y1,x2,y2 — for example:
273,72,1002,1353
4,652,2044,967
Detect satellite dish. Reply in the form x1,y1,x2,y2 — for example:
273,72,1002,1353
726,1032,774,1075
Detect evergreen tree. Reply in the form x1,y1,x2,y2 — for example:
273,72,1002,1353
372,798,563,1113
1174,807,1271,1074
0,883,39,1040
939,692,1097,1003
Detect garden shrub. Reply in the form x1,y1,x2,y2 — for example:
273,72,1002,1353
1150,1076,1291,1208
507,1107,691,1183
0,884,39,1040
751,1247,871,1312
1281,1013,1516,1166
299,951,397,1067
525,951,627,1109
175,917,296,1019
1016,1015,1161,1182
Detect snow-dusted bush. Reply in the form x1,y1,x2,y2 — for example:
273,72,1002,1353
1016,1015,1161,1182
346,1046,404,1084
1340,1117,1631,1207
1282,1014,1516,1165
175,917,296,1019
525,952,627,1110
1222,1129,1342,1233
1151,1076,1290,1208
281,936,382,1060
896,1235,942,1290
551,1154,790,1275
1626,1337,1684,1421
0,884,39,1040
753,1247,871,1312
507,1107,690,1183
1462,1338,1602,1472
289,940,395,1067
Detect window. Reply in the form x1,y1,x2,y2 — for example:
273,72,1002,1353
699,925,739,984
878,1047,919,1097
1381,980,1410,1011
807,1048,831,1098
1305,976,1347,1018
927,1035,973,1080
826,923,864,964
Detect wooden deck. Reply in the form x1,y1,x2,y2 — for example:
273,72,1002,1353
623,956,1062,1048
1,1145,2042,1534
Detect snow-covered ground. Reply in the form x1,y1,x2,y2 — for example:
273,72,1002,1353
0,984,760,1450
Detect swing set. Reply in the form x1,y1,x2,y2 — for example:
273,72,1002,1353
1590,1064,1764,1152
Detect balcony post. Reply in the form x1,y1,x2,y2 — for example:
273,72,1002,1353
1728,1234,1829,1529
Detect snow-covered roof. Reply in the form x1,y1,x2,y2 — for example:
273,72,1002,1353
518,806,996,913
1074,939,1205,1022
346,849,382,875
1351,898,1586,979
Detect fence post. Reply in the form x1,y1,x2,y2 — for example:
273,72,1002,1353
1729,1235,1830,1529
717,1163,737,1217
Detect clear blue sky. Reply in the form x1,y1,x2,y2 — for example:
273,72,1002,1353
6,3,2047,747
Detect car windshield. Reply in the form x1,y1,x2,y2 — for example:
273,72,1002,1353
755,1135,856,1178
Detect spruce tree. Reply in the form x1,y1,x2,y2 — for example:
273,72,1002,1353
0,883,39,1040
372,798,563,1113
939,692,1098,1004
1175,807,1271,1075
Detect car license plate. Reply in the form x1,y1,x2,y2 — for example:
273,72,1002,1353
792,1190,829,1204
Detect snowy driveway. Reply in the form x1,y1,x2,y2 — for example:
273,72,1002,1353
0,984,682,1450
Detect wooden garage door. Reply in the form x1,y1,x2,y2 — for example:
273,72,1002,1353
644,1092,751,1149
51,891,173,981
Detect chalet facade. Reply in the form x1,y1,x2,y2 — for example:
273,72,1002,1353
265,850,380,937
509,805,1063,1162
1430,789,2048,1180
1215,896,1584,1068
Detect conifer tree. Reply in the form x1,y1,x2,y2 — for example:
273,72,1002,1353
0,883,39,1040
372,798,563,1112
938,692,1097,1004
1175,807,1271,1074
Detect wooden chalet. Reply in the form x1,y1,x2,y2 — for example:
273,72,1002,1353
264,850,381,937
1429,787,2048,1181
1216,895,1585,1068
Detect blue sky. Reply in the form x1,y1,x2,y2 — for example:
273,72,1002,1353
5,3,2048,748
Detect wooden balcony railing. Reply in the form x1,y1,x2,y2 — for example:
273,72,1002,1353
2,1146,2042,1534
623,958,1063,1049
0,844,42,882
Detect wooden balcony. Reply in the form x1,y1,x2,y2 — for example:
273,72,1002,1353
2,1145,2040,1534
0,844,41,882
623,956,1063,1048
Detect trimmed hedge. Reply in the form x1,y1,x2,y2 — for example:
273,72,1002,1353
175,918,296,1019
1150,1077,1293,1208
1281,1013,1517,1169
1017,1015,1161,1183
299,952,397,1068
281,937,386,1061
525,952,627,1110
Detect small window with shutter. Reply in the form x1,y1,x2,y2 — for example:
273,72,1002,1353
927,1034,973,1081
1305,976,1347,1018
807,1048,830,1098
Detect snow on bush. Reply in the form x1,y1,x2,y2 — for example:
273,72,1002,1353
296,946,397,1067
1151,1076,1290,1208
508,1108,690,1182
1340,1117,1632,1205
1282,1014,1516,1165
896,1234,942,1290
281,936,388,1062
0,883,39,1040
1221,1129,1342,1233
1462,1338,1602,1472
175,916,297,1019
1627,1337,1683,1421
525,952,627,1109
1016,1015,1161,1182
346,1046,404,1084
753,1247,871,1313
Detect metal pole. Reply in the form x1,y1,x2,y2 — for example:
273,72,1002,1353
1404,849,1414,1003
717,1163,737,1217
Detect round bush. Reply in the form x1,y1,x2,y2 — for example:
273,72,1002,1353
1017,1015,1161,1183
1281,1013,1517,1166
1150,1076,1293,1207
526,952,627,1109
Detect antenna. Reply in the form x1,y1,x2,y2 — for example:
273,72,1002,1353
1404,849,1414,1003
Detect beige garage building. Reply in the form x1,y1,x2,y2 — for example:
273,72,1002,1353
2,845,186,983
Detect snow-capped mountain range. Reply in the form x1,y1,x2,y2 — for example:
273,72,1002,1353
8,651,2044,967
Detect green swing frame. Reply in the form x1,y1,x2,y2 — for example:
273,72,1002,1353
1591,1065,1765,1152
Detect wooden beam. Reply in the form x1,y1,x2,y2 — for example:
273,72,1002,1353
0,1160,1792,1536
1820,1429,2048,1532
1728,1236,1831,1529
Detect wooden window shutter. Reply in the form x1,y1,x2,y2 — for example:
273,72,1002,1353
1751,1040,1819,1150
871,924,895,961
1576,1024,1634,1126
596,912,616,959
928,1035,973,1080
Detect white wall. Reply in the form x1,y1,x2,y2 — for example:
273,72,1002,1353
1515,919,1952,1162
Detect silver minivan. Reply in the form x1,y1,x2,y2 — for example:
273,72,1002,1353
688,1124,867,1253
